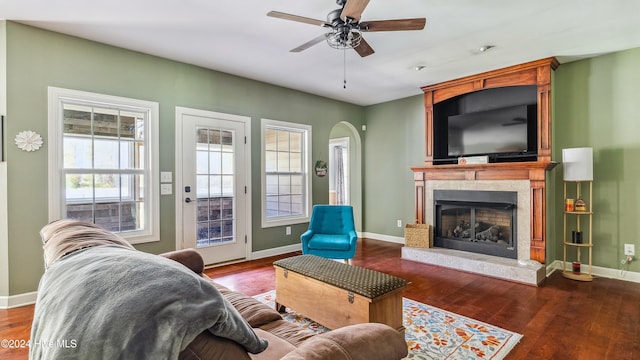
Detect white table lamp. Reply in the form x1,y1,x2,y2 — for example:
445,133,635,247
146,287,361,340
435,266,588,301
562,147,593,181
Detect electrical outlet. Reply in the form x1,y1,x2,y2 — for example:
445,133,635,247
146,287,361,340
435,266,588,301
397,220,402,228
624,244,635,256
286,226,291,236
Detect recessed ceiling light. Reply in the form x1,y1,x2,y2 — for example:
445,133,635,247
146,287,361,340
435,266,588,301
478,45,495,53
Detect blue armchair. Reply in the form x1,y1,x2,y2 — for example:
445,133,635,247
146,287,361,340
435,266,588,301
301,205,357,262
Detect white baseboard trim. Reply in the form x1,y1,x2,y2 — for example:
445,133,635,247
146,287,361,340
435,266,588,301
546,260,640,283
0,291,37,309
360,232,405,244
250,243,302,260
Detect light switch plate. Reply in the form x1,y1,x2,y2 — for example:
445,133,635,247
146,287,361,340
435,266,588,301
160,171,173,183
624,244,635,256
160,183,172,195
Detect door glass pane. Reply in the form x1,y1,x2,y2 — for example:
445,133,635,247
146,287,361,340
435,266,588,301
209,175,222,197
197,198,209,221
222,175,233,196
209,151,222,175
196,175,209,198
221,130,233,146
221,152,233,174
197,151,209,174
210,198,222,220
197,222,210,246
194,126,235,248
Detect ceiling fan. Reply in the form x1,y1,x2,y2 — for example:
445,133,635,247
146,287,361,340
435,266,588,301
267,0,426,57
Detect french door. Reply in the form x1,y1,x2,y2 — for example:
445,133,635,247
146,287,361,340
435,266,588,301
176,107,250,265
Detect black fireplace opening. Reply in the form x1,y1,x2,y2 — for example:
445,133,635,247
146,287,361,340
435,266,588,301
434,190,517,259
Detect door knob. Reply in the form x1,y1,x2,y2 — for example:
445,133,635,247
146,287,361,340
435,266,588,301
185,197,192,203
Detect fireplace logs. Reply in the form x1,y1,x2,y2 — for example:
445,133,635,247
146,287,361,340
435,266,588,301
435,190,517,259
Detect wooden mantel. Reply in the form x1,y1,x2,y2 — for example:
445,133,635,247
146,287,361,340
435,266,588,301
412,58,559,264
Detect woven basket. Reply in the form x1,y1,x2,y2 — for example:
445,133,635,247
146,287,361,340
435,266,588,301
404,223,431,248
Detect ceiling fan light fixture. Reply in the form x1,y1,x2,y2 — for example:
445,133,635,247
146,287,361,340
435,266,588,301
326,30,362,50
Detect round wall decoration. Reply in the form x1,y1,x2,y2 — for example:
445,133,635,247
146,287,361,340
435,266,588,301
15,130,44,152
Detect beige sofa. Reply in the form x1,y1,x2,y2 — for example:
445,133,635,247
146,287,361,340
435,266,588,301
33,219,407,360
165,249,409,360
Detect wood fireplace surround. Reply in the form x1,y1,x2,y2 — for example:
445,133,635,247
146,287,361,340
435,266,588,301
411,57,559,264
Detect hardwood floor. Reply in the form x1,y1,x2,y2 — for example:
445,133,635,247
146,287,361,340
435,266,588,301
2,238,639,359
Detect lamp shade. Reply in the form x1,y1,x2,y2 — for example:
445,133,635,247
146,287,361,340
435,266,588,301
562,147,593,181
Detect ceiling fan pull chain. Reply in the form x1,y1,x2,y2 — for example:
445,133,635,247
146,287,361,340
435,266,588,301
343,49,347,89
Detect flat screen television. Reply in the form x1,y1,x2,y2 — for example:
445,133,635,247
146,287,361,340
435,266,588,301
433,85,538,164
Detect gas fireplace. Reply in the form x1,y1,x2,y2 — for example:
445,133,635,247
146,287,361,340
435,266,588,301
434,190,517,259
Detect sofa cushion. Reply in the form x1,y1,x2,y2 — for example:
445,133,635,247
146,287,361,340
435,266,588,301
280,323,408,360
180,330,251,360
213,285,283,328
258,319,317,347
160,249,205,274
248,328,297,360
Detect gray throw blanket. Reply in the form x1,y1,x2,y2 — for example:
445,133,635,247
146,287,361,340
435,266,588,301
29,245,267,359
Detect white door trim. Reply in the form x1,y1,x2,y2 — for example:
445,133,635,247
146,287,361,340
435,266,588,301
174,106,252,261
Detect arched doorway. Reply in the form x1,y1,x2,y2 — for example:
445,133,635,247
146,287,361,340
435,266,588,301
329,122,362,231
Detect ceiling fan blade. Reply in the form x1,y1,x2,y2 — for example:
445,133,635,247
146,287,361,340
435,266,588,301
267,11,329,27
290,34,328,52
353,37,375,57
361,18,426,32
341,0,370,22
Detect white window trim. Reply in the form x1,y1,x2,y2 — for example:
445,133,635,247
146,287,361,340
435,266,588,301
261,118,312,228
47,87,160,244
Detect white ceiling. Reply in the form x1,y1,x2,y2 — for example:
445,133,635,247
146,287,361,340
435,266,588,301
2,0,640,106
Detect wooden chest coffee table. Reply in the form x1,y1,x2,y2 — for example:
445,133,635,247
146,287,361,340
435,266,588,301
273,255,407,332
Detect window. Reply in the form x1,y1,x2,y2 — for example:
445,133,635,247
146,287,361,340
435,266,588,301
261,119,312,227
48,87,159,244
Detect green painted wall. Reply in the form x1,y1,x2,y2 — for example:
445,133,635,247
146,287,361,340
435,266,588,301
363,95,424,236
552,47,640,272
3,22,364,295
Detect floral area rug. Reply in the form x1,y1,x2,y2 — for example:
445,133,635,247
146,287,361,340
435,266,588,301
253,290,522,360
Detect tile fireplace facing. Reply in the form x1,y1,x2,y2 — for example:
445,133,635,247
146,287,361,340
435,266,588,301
402,180,546,285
